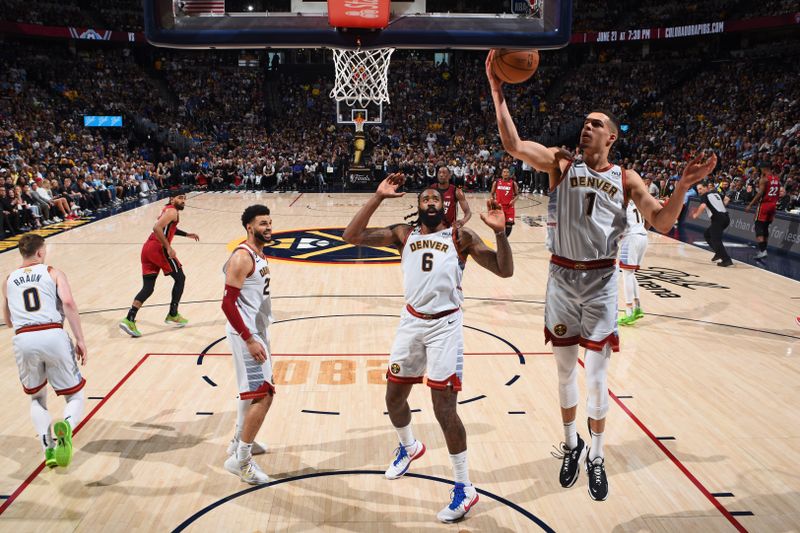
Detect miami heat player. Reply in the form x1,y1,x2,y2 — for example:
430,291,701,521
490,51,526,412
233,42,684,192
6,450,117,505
488,49,718,502
491,167,519,236
119,191,199,337
343,173,512,523
746,163,781,259
435,166,471,229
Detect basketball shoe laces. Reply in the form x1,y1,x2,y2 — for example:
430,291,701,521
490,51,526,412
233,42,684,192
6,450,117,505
589,458,605,488
448,483,467,510
550,442,573,474
392,443,410,467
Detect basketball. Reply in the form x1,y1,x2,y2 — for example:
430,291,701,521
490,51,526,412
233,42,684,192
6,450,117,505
491,49,540,84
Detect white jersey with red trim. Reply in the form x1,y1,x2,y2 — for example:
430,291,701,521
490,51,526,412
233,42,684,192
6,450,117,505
623,201,648,237
6,264,63,329
223,244,272,338
546,159,627,261
402,226,464,314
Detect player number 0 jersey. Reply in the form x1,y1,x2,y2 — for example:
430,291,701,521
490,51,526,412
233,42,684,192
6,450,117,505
223,244,273,337
547,160,627,261
402,226,465,314
6,264,64,329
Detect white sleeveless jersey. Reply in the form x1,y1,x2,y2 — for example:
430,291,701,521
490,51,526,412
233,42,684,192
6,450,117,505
224,244,273,337
402,226,465,314
6,264,64,328
623,201,648,237
546,160,627,261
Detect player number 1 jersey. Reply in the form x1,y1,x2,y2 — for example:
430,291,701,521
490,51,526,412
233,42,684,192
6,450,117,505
547,160,627,261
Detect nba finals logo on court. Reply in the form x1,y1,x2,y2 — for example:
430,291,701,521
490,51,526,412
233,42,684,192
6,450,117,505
229,228,400,264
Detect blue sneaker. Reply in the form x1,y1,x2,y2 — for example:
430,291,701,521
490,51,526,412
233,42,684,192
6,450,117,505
384,440,425,480
437,482,479,523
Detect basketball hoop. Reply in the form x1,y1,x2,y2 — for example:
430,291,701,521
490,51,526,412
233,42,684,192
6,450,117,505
330,47,394,108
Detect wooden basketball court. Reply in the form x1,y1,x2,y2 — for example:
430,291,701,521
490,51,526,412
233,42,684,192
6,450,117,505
1,191,797,531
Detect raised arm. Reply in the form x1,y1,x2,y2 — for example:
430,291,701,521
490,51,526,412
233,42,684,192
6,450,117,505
485,52,570,188
52,268,87,365
460,200,513,278
342,173,410,247
629,152,717,233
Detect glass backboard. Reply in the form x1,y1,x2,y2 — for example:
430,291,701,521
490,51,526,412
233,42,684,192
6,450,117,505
145,0,571,50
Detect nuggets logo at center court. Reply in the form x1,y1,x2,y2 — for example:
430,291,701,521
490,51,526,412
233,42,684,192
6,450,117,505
228,228,400,264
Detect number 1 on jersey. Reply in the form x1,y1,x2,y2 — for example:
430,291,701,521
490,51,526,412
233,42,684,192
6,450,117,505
585,192,597,217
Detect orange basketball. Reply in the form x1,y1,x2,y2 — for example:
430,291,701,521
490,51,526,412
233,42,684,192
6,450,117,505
491,49,540,84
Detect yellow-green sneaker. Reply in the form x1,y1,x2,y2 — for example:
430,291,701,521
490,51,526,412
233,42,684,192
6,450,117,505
164,313,188,327
618,314,636,326
633,308,644,320
45,448,57,468
53,420,73,467
119,317,142,337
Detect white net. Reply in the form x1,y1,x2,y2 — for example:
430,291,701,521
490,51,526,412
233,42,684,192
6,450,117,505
330,48,395,108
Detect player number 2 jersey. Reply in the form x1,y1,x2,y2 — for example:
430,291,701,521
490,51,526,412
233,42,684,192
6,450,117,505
547,160,627,261
402,227,465,314
6,264,64,328
223,244,273,337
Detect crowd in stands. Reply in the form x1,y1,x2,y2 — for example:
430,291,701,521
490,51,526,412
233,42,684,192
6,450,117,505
1,2,799,240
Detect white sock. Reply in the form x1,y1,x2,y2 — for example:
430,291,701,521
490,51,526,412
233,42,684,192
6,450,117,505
563,420,578,449
63,391,85,429
237,441,253,462
589,429,605,461
625,306,633,317
449,450,470,485
235,397,249,440
30,391,53,450
395,423,415,447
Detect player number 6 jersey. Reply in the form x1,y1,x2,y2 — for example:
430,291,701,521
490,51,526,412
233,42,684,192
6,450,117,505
402,227,465,314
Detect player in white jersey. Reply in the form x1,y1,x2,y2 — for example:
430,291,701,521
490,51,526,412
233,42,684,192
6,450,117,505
618,202,649,326
3,234,87,469
220,205,274,485
487,51,718,501
343,174,513,523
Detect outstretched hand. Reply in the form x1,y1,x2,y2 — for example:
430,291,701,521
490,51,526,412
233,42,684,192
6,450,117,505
485,50,504,92
681,151,718,188
376,173,406,199
480,199,506,234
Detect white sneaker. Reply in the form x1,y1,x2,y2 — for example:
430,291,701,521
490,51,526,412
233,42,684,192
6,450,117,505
754,250,767,259
227,437,267,456
223,454,271,485
385,440,425,480
437,483,479,523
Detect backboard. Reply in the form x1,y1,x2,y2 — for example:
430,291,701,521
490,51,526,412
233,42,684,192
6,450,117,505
144,0,572,50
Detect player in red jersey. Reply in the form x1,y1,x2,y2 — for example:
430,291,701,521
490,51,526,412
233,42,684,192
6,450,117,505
119,191,199,337
746,163,781,259
491,167,520,236
435,166,471,229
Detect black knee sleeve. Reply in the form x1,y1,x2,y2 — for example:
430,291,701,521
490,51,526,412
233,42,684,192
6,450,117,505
135,274,158,303
505,224,513,237
754,221,769,239
170,269,186,301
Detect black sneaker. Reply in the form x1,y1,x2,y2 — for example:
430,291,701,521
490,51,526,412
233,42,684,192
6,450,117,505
586,453,609,501
552,434,587,488
711,254,721,262
717,259,733,267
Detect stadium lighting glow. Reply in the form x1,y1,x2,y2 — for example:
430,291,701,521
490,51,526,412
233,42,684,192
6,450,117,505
247,5,253,11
